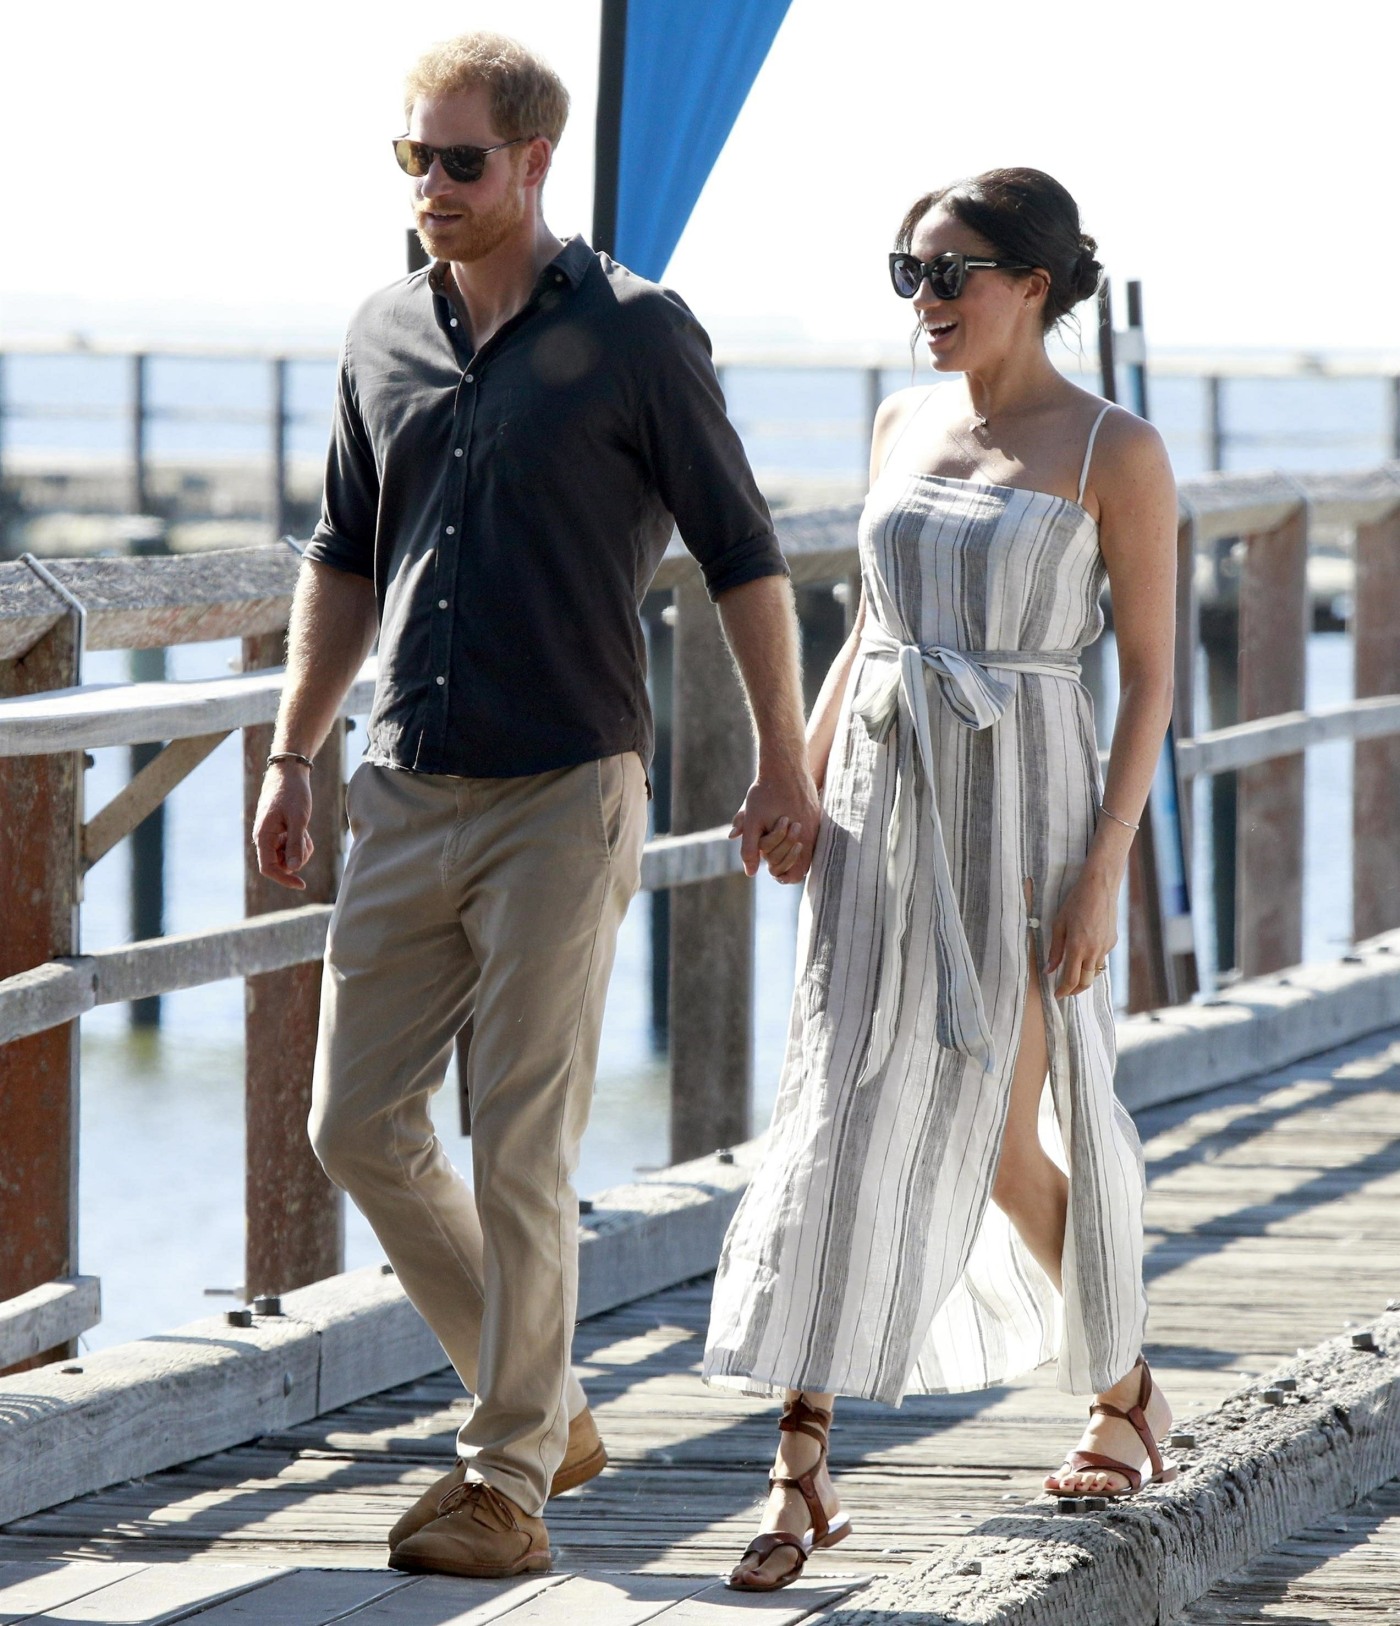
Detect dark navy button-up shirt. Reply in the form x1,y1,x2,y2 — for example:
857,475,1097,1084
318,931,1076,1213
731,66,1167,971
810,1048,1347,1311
304,235,786,778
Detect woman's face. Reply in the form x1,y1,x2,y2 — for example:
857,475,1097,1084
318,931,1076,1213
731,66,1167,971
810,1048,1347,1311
909,205,1045,373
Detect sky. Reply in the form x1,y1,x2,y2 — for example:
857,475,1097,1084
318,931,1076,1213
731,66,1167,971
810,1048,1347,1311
2,0,1397,356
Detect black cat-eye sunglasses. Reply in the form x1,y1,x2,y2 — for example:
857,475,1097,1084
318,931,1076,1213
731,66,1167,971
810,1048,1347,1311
888,251,1034,300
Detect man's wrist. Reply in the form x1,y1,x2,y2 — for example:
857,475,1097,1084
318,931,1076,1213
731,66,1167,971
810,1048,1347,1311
757,735,813,784
267,750,314,773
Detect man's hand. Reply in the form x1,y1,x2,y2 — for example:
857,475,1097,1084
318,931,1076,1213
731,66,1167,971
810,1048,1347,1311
729,766,822,885
253,763,315,890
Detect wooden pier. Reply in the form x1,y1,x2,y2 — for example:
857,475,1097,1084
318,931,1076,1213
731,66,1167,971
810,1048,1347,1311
3,467,1400,1620
1,1018,1399,1621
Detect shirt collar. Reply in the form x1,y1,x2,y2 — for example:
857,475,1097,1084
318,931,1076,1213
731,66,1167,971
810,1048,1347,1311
426,234,594,301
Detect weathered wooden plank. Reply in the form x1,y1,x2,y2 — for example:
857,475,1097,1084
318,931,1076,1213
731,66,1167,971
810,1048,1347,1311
1236,504,1309,976
298,1574,565,1626
243,629,344,1299
0,1310,323,1525
0,662,377,757
1354,503,1400,942
27,1562,285,1622
0,959,95,1047
0,1276,100,1368
473,1574,707,1626
640,826,744,890
1179,472,1309,543
646,1580,863,1624
0,830,746,1048
0,1560,146,1623
1176,695,1400,778
92,906,335,1006
668,577,754,1163
0,607,81,1369
1293,468,1400,529
81,730,229,869
145,1567,413,1624
0,548,302,662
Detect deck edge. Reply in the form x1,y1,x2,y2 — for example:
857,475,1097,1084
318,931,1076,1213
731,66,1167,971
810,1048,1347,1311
819,1312,1400,1626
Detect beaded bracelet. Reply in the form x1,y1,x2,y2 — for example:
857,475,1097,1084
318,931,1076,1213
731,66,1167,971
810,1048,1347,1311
267,750,314,771
1098,803,1140,833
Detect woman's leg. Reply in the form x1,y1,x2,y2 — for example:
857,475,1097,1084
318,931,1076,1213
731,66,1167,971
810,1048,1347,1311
989,934,1067,1285
993,933,1172,1494
731,1388,842,1586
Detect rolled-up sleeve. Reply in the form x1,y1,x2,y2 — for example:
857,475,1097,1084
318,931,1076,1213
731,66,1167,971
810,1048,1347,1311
636,293,788,601
304,341,377,580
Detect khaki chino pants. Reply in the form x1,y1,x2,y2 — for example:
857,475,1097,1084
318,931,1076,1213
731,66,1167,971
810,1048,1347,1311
309,755,647,1514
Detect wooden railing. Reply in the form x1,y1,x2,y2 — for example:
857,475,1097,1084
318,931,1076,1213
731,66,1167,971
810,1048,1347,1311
1,463,1398,1369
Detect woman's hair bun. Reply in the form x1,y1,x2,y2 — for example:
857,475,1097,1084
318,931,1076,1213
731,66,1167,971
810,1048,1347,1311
1071,236,1103,302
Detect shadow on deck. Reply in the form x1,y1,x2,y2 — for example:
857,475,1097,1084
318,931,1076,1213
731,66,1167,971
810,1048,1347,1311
1,1026,1398,1623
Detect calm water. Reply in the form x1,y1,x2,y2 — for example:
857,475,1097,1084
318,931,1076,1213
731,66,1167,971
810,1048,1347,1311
74,629,1355,1352
3,354,1396,483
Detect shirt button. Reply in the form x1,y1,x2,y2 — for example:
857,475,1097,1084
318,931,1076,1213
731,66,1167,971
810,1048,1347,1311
436,675,446,686
445,525,455,535
454,447,463,457
449,318,459,327
438,599,448,609
464,373,474,383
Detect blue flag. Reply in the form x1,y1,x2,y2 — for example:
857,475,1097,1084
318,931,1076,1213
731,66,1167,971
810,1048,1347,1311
613,0,792,280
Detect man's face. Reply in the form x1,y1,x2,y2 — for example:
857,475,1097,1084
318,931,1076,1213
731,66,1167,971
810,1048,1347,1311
407,86,528,265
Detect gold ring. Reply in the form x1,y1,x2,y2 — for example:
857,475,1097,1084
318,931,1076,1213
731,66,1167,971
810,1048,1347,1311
1095,961,1107,975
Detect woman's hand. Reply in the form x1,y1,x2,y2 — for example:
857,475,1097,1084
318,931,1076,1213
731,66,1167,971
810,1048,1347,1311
730,811,808,884
1044,855,1121,998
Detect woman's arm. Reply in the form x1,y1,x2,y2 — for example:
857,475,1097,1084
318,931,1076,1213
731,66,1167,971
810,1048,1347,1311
754,390,925,877
1045,412,1178,996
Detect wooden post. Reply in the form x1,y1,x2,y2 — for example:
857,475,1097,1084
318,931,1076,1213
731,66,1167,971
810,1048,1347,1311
1353,499,1400,940
1207,376,1225,472
1096,282,1117,402
270,358,290,541
0,586,82,1370
128,645,167,1027
668,573,754,1163
864,365,883,473
0,353,8,555
1236,504,1308,975
130,353,150,515
242,626,345,1298
645,592,676,1049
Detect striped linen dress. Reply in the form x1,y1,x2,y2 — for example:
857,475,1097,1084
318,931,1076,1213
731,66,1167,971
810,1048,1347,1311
704,406,1149,1405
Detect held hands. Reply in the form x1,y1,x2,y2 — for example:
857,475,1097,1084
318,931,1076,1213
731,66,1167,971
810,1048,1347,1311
253,763,315,891
729,766,822,886
1044,856,1120,998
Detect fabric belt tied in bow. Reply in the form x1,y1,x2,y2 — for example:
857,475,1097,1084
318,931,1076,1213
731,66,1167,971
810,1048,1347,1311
851,620,1082,1078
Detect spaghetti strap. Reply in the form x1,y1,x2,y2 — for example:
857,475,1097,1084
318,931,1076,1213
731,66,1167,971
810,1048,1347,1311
1077,404,1114,506
877,388,939,478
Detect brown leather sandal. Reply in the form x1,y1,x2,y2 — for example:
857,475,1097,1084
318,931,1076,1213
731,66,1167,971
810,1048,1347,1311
1050,1356,1180,1499
728,1395,852,1592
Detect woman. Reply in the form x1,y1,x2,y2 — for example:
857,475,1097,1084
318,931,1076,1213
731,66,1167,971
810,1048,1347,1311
705,168,1181,1590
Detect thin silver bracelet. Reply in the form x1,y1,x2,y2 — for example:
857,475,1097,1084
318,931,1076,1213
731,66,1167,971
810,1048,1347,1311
267,750,314,771
1098,802,1140,833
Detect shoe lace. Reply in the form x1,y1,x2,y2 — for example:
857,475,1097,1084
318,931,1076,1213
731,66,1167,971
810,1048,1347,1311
437,1478,517,1527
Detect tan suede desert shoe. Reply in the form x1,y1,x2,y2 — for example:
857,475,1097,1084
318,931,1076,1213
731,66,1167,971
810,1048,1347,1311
389,1481,550,1579
387,1406,606,1551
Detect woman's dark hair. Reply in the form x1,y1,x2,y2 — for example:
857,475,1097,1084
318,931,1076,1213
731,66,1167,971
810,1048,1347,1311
895,167,1102,331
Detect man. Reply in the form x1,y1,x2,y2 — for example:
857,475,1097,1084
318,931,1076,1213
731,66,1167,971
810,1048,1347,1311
253,30,819,1582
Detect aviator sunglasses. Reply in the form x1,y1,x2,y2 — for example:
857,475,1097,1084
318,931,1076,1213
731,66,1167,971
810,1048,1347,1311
889,251,1034,300
392,135,533,184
